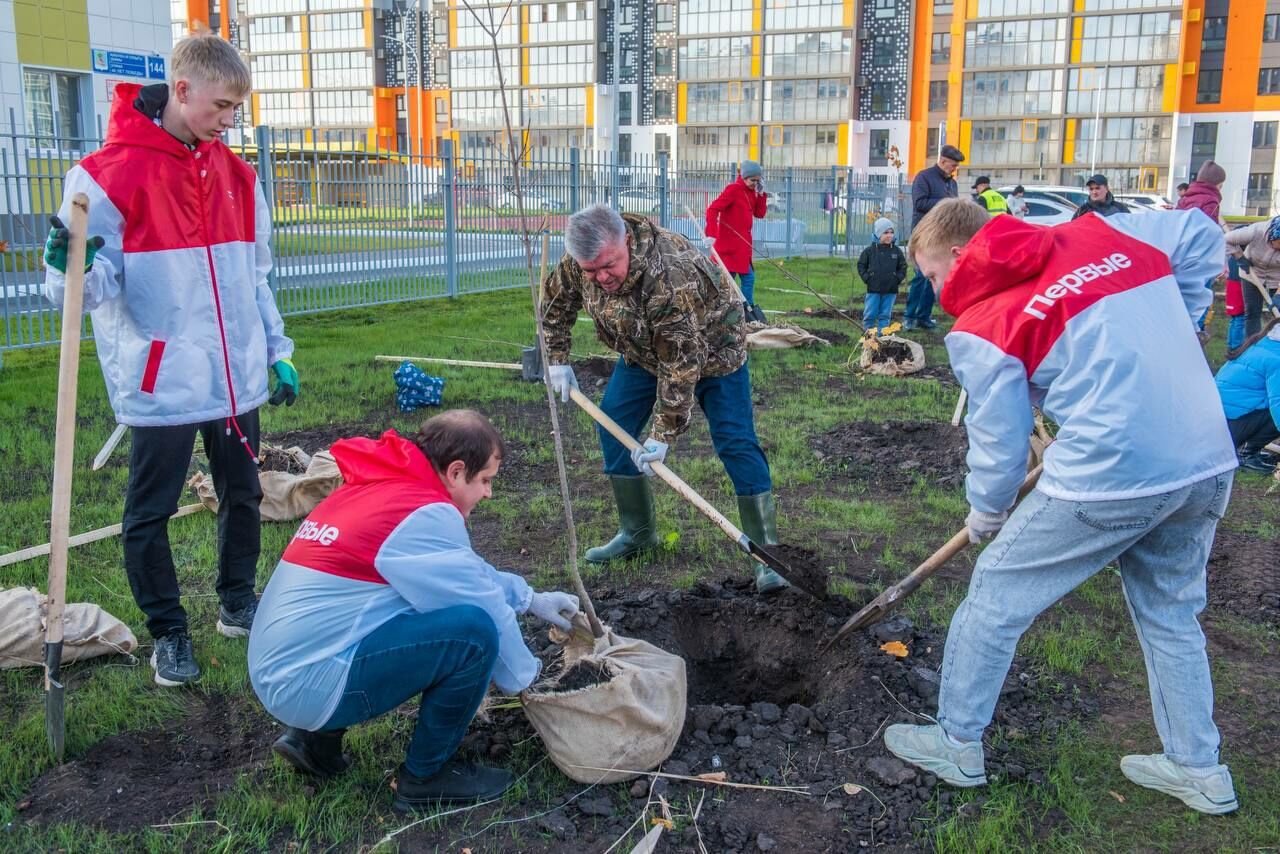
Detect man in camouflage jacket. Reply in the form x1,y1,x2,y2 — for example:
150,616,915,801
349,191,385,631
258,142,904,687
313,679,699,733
541,204,787,593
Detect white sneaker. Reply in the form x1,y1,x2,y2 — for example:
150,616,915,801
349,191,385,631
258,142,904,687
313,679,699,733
1120,754,1238,815
884,723,987,787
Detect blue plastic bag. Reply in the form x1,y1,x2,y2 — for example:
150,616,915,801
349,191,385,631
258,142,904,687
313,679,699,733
394,360,445,412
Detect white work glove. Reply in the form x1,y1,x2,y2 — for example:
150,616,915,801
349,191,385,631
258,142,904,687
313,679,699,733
527,591,580,630
630,437,669,476
546,364,579,403
966,508,1009,544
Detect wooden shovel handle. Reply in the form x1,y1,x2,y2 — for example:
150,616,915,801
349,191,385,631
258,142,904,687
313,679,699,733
568,388,749,547
46,193,91,651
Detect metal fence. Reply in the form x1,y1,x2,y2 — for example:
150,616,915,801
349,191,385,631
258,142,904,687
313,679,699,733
1,114,911,353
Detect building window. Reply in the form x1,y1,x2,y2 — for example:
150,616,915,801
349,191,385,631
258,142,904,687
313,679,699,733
872,35,895,67
869,81,894,113
1260,67,1280,95
926,126,940,156
618,132,632,165
875,0,896,19
1190,122,1217,178
929,80,948,111
655,132,671,155
934,0,954,14
22,69,86,150
656,1,674,31
1255,121,1278,149
1196,68,1222,104
1248,172,1273,199
655,46,674,76
655,90,674,121
932,32,951,64
1201,16,1226,51
1265,14,1280,42
869,128,890,166
435,97,448,122
619,91,633,125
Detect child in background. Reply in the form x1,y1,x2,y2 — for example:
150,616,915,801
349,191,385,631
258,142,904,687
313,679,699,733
1225,256,1246,353
857,218,907,333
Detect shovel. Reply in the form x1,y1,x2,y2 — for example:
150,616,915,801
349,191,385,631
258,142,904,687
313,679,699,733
826,463,1044,650
45,193,91,761
568,388,822,599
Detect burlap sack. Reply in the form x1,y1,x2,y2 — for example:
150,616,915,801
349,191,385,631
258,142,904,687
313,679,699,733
858,334,925,377
190,448,342,522
522,626,687,784
0,587,137,670
747,324,831,350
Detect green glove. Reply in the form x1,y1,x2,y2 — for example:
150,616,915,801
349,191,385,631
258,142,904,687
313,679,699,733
44,215,105,274
269,358,299,406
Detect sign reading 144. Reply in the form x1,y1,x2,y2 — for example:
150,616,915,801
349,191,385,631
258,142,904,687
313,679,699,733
91,49,166,81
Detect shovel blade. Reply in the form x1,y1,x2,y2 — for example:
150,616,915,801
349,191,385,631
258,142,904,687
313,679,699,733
44,640,66,761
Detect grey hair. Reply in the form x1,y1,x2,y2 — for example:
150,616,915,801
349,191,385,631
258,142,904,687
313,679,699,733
565,203,627,261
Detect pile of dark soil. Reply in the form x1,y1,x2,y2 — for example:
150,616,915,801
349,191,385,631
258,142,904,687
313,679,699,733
18,695,275,832
257,445,308,474
765,543,841,602
866,338,915,365
808,328,852,346
1206,528,1280,625
552,659,615,692
571,355,616,391
812,420,969,490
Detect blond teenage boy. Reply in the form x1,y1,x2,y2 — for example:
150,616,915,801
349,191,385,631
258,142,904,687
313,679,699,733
43,34,297,686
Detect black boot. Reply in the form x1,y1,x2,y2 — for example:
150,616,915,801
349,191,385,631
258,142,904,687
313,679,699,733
392,760,515,811
272,727,352,779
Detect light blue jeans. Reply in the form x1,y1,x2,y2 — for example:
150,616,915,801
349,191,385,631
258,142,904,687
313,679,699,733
863,292,896,331
937,471,1232,768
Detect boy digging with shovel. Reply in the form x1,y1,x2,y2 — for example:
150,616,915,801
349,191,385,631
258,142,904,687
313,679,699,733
883,199,1240,815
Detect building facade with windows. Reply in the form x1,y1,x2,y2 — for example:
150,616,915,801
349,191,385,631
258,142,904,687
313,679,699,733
1172,0,1280,214
2,0,171,149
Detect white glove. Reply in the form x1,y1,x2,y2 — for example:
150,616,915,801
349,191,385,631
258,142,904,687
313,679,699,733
630,437,669,476
966,508,1009,544
528,591,580,630
546,364,579,402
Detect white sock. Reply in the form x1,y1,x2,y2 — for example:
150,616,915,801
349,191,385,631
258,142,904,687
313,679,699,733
942,729,972,748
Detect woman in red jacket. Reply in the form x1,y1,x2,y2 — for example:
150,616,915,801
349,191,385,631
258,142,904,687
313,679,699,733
705,160,768,322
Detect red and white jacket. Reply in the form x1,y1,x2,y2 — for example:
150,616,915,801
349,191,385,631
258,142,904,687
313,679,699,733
44,83,291,427
248,431,537,731
941,211,1237,514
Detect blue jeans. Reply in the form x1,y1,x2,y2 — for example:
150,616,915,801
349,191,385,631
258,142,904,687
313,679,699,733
1227,315,1246,351
937,472,1232,768
598,357,772,496
735,267,756,305
863,292,896,330
322,605,499,778
1197,277,1216,331
904,270,935,323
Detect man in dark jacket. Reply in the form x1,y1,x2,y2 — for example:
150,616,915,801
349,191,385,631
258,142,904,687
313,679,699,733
858,217,908,333
904,144,963,330
1072,174,1130,219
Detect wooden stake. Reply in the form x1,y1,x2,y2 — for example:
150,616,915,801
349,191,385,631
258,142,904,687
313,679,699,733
1,504,205,568
374,355,521,370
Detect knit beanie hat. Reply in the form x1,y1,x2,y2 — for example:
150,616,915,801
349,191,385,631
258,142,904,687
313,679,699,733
740,160,763,180
873,217,895,239
1196,160,1226,186
1267,215,1280,242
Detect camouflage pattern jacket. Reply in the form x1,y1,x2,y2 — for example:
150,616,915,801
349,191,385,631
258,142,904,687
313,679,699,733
541,214,748,442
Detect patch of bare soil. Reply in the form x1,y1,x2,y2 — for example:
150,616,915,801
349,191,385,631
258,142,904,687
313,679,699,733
812,420,969,491
571,355,617,392
1206,528,1279,626
18,694,275,833
808,328,852,347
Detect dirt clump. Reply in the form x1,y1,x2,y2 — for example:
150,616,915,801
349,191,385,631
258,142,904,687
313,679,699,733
20,694,275,833
571,355,616,391
762,543,841,603
865,338,915,365
552,659,615,692
257,444,308,474
812,419,969,490
1206,528,1279,625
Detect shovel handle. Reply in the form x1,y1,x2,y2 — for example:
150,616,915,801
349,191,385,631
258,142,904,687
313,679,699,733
46,194,91,652
568,389,751,551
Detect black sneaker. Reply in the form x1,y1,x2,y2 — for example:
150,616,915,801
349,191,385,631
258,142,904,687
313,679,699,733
273,727,352,779
918,318,938,330
392,760,514,811
217,598,259,638
1239,452,1277,473
151,632,200,687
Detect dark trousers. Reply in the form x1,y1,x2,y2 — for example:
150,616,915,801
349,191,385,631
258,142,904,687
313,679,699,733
122,409,263,638
1227,408,1280,454
322,606,499,778
1243,281,1279,338
598,357,772,496
904,269,935,323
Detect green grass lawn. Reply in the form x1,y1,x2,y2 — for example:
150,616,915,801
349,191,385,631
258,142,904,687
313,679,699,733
0,257,1277,851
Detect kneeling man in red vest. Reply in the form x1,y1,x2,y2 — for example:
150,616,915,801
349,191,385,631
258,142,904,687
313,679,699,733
248,409,579,811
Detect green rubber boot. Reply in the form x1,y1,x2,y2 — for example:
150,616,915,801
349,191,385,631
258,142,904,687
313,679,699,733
737,492,790,594
585,475,660,564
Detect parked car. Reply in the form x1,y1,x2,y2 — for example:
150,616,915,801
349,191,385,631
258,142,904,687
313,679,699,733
618,189,661,214
1117,193,1174,210
492,190,559,211
998,185,1088,209
1020,197,1077,226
